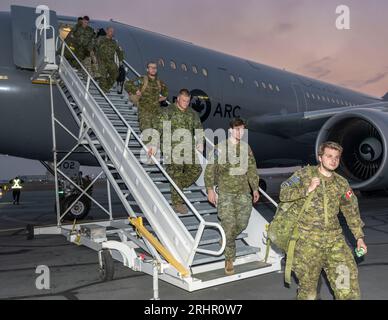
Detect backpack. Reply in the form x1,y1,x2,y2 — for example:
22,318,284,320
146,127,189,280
128,76,162,107
265,166,314,285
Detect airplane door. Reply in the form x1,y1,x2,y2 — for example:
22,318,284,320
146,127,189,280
292,83,307,112
11,5,58,69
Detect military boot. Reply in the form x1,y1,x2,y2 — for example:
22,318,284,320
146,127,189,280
225,259,234,275
173,204,188,215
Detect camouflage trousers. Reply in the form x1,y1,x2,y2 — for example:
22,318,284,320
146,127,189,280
98,61,118,93
82,57,99,79
166,157,202,206
293,234,360,300
138,104,161,133
217,193,252,260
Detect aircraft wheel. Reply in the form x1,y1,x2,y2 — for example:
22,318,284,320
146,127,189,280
64,195,90,220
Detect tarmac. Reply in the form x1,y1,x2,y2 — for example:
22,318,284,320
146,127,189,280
0,183,387,300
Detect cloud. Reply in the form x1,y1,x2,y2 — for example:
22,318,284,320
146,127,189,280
362,71,388,86
272,23,295,34
298,56,333,79
340,68,388,89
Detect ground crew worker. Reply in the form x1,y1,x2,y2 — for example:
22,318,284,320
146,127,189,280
125,62,168,132
148,89,203,214
95,27,124,93
9,176,24,205
204,118,260,275
279,141,367,300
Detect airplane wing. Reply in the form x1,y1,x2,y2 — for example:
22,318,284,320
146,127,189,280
248,101,388,137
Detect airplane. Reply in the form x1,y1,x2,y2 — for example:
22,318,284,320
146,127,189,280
1,4,388,194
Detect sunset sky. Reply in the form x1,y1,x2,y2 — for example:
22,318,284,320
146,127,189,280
0,0,387,177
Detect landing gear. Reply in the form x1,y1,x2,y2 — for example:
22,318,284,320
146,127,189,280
62,195,91,220
99,249,115,282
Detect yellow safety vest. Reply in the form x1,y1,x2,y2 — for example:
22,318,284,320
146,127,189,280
11,179,23,190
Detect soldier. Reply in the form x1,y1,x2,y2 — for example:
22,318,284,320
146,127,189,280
95,27,124,93
70,16,95,67
9,176,24,205
279,141,367,300
64,17,83,67
204,118,260,275
125,62,168,132
149,89,203,214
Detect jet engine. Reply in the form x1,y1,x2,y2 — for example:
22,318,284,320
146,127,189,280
316,108,388,190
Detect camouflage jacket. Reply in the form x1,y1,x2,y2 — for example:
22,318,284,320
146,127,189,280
279,165,365,240
124,76,168,109
205,140,259,195
70,25,95,51
64,23,82,48
95,36,124,63
154,103,204,151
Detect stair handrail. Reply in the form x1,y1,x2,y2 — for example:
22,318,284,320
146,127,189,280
59,41,226,265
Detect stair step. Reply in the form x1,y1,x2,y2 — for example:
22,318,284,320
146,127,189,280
101,108,137,115
154,183,203,193
193,261,272,281
192,241,259,266
163,192,207,203
147,173,168,182
106,114,138,121
186,202,217,216
192,229,247,246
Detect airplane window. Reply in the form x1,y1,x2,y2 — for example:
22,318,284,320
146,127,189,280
192,66,198,74
261,82,267,89
230,75,236,82
170,61,177,70
238,77,244,84
268,84,273,91
202,68,208,77
276,85,280,92
254,81,259,88
158,59,165,68
181,64,188,72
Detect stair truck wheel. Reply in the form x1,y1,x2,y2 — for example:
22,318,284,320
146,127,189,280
99,249,114,282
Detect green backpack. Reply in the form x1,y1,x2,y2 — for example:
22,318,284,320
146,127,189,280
265,166,314,285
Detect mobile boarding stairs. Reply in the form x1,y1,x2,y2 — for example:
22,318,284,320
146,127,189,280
30,21,283,293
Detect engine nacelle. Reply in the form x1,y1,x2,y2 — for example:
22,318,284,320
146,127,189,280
316,108,388,190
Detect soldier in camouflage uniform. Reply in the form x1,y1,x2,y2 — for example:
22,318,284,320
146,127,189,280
279,141,367,300
95,27,124,93
67,16,95,69
125,62,168,132
204,118,260,275
149,89,203,215
63,17,83,67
